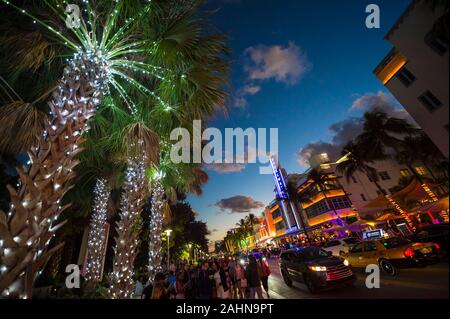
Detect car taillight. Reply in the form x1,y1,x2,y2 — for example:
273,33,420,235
403,248,415,257
434,243,441,250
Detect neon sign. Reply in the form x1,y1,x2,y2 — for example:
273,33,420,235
270,156,288,200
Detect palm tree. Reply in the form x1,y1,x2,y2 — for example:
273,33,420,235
306,168,346,225
0,0,229,298
336,141,415,229
0,0,167,297
108,151,148,299
356,110,418,154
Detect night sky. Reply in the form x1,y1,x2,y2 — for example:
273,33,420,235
187,0,412,246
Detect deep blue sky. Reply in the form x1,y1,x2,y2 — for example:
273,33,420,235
187,0,411,245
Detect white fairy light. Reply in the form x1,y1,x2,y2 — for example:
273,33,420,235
109,151,147,299
148,177,165,281
85,178,111,282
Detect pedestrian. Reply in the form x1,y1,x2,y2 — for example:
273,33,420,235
234,260,246,299
212,261,229,299
196,261,213,299
134,276,144,299
258,257,271,298
228,257,237,298
151,273,168,299
245,255,264,299
175,271,188,299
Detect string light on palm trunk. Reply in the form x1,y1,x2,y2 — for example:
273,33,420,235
0,0,174,297
109,150,148,299
148,176,165,281
85,178,111,282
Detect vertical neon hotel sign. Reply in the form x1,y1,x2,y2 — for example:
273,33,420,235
270,156,289,200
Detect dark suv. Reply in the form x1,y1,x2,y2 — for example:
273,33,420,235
279,246,356,293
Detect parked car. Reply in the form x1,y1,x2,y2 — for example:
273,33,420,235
410,223,448,258
323,238,360,256
279,246,356,293
345,237,441,276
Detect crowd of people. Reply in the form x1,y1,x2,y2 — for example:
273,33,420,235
134,255,271,299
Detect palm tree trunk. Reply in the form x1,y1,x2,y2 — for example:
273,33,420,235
0,53,107,298
85,178,111,283
109,152,148,299
148,178,164,282
318,184,343,226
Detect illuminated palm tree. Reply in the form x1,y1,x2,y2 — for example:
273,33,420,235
337,141,415,229
0,0,228,298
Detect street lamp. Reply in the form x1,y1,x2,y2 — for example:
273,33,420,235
164,229,172,270
188,243,192,262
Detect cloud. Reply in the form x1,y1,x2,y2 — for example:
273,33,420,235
234,42,310,108
206,163,246,173
242,85,261,95
204,146,270,174
350,91,411,120
233,85,261,108
244,42,311,85
214,195,265,214
297,91,415,167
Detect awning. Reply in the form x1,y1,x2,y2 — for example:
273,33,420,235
362,179,444,210
414,197,449,213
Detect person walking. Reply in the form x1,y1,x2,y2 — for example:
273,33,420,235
175,271,188,299
245,255,264,299
234,260,246,299
134,276,145,299
258,258,271,298
196,261,213,299
151,272,168,299
212,261,229,299
228,257,237,298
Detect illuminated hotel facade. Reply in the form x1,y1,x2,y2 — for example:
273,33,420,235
374,0,449,157
262,152,439,245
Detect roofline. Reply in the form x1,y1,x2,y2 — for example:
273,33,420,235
385,0,420,41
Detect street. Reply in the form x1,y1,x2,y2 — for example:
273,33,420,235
265,258,449,299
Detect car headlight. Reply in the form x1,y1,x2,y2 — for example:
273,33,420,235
240,259,245,265
308,265,327,272
343,259,349,266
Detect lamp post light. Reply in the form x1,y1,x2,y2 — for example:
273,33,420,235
188,243,192,262
164,229,172,271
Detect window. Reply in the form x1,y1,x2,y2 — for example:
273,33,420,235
327,196,352,210
381,237,412,249
379,171,391,181
415,166,427,176
396,66,416,87
425,30,449,55
418,91,443,112
400,169,410,177
275,221,285,231
364,241,377,252
360,193,367,201
351,176,357,183
350,243,363,253
272,208,282,219
305,199,330,218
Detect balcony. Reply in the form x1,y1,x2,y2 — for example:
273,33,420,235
374,48,407,85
